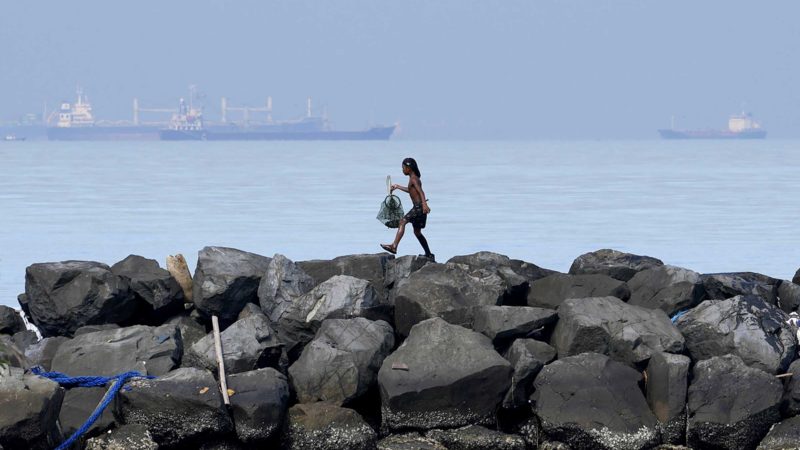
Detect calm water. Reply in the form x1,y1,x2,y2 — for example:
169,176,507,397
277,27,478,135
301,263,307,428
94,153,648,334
1,139,799,309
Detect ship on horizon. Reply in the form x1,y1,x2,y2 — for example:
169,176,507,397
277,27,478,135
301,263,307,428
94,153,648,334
658,112,767,140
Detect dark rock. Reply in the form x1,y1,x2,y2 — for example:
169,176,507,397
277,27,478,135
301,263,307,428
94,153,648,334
0,367,64,450
426,425,526,450
527,273,630,310
24,261,137,337
0,336,28,368
569,249,664,282
781,359,800,416
60,387,116,440
271,275,388,359
299,253,394,300
164,313,207,352
687,354,783,450
289,318,394,405
384,255,433,306
192,246,272,323
675,295,797,374
794,268,800,285
645,352,690,445
111,254,185,324
701,272,780,305
531,352,660,450
258,254,315,324
447,251,553,305
227,367,290,444
627,265,706,316
502,339,556,409
24,337,68,371
85,424,158,450
539,442,572,450
757,415,800,450
284,402,377,450
0,306,25,335
237,302,263,320
189,313,282,375
777,280,800,314
118,367,234,447
51,324,182,377
378,318,512,431
74,323,120,336
471,305,557,346
551,296,684,367
377,432,446,450
11,330,38,352
394,263,506,337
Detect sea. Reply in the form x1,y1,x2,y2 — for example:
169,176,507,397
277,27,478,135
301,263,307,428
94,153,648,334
1,139,799,309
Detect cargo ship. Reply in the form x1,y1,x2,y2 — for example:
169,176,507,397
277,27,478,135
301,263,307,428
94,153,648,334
46,90,160,141
658,113,767,139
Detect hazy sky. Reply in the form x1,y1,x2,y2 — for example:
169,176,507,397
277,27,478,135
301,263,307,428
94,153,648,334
1,1,798,139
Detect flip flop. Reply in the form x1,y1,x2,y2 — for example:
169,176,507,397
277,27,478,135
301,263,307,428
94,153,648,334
380,244,397,255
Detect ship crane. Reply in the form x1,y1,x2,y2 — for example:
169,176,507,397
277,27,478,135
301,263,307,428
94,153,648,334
133,98,177,125
221,97,273,124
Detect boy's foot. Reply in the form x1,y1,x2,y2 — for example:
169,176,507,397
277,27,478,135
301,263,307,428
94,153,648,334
380,244,397,255
419,253,436,262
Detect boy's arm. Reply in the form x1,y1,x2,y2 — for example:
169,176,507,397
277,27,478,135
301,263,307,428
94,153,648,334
391,184,409,193
414,179,431,213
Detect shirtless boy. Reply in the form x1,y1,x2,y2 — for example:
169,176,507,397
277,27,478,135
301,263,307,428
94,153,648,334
381,157,434,261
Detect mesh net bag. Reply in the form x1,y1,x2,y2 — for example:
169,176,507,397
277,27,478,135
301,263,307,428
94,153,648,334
377,194,404,228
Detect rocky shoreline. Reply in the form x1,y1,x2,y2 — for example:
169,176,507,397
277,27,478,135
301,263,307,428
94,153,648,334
2,247,800,450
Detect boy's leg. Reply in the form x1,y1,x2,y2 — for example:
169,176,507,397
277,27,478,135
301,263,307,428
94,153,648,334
382,219,407,253
413,224,433,258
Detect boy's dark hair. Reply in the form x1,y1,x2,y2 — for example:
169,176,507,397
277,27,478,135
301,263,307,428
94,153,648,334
402,157,421,177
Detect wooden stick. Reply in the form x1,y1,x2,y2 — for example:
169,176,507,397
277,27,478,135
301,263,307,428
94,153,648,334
211,315,230,405
775,373,794,379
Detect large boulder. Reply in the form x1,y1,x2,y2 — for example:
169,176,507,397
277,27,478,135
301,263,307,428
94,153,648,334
289,318,394,405
675,295,797,374
258,254,315,324
299,253,394,300
23,261,137,337
502,339,556,409
164,313,207,353
384,255,433,306
531,352,661,450
118,368,234,447
284,403,377,450
569,249,664,282
627,265,706,316
24,337,69,371
51,324,182,377
426,425,527,450
394,263,506,337
378,318,512,431
645,352,690,445
60,387,117,440
192,246,272,323
227,368,290,444
0,336,27,369
271,275,388,359
111,254,185,324
0,306,25,335
757,415,800,450
794,268,800,285
777,280,800,314
687,354,783,450
551,296,684,367
701,272,780,305
527,273,630,310
189,313,282,375
0,367,65,450
471,305,557,346
780,359,800,416
447,252,555,305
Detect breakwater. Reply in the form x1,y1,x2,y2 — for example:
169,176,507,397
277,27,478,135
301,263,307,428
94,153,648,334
2,247,800,450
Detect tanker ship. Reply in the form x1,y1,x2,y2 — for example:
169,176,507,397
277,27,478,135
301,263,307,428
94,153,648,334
658,112,767,139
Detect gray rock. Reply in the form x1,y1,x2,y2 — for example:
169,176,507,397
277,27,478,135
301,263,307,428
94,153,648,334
472,305,557,345
0,367,64,450
118,367,233,447
378,318,512,431
531,352,660,450
794,268,800,285
0,336,28,369
189,313,282,374
85,424,158,450
23,261,137,337
377,433,446,450
284,403,377,450
702,272,780,305
60,387,116,440
675,295,797,374
645,352,690,445
781,359,800,416
447,251,554,305
111,254,185,323
165,313,207,353
74,323,120,336
528,273,630,310
502,339,556,409
757,415,800,450
569,249,664,282
426,425,527,450
24,336,68,371
394,263,506,337
0,306,25,335
551,296,684,367
51,324,182,377
627,265,706,316
384,255,432,306
192,246,272,323
227,367,290,444
258,254,315,323
272,274,388,359
777,280,800,314
237,302,264,320
687,354,783,450
289,318,394,405
11,330,38,352
299,253,394,300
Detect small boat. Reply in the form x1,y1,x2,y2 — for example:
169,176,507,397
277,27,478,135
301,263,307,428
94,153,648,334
3,134,26,141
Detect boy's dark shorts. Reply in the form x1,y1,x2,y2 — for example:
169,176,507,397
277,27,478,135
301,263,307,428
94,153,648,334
404,203,427,228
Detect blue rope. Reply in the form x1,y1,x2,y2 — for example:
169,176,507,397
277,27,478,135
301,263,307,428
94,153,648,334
671,309,689,324
30,366,155,450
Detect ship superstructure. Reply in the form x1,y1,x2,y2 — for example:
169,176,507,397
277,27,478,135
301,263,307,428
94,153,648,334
658,112,767,139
